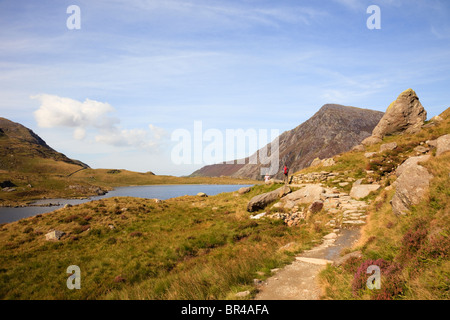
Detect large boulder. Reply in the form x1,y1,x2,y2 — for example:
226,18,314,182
362,89,427,145
247,186,289,212
281,184,325,204
436,134,450,157
391,155,433,216
238,187,252,195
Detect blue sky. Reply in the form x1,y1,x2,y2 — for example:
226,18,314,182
1,0,449,176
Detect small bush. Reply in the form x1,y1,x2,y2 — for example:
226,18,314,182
23,226,33,234
64,215,80,223
106,237,117,244
130,231,142,237
73,225,90,234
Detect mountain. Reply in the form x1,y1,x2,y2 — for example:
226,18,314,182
0,117,89,171
191,104,384,180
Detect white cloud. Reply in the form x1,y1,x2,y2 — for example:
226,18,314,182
32,94,116,129
31,94,167,150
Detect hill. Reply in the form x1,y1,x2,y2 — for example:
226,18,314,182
0,117,89,171
191,104,384,180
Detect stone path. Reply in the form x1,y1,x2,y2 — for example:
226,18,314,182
254,228,360,300
251,178,373,300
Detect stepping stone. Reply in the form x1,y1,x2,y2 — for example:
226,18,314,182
295,257,333,265
343,220,366,225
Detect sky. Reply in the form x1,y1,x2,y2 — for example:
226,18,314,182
1,0,449,176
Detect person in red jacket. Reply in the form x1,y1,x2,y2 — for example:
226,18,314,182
283,165,289,184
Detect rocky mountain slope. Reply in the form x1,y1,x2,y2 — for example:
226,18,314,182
0,117,89,171
192,104,384,180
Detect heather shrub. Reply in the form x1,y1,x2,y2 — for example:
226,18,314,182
352,259,391,297
342,256,363,274
398,222,428,263
371,262,405,300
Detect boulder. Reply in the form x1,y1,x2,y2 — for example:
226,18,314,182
391,157,433,216
395,155,431,177
350,184,381,199
361,135,382,146
247,186,286,212
238,187,251,195
283,200,296,209
197,192,208,197
281,184,325,204
310,158,322,167
322,158,336,167
362,89,427,145
45,230,65,241
414,145,429,154
374,89,427,136
364,152,377,158
352,144,366,152
0,180,16,188
278,186,291,197
308,200,324,213
436,134,450,156
380,142,398,152
235,290,251,298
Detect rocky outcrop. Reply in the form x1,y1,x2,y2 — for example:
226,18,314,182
247,186,291,212
268,185,370,228
391,155,433,216
362,89,427,146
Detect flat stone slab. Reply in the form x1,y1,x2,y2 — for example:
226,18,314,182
295,257,333,265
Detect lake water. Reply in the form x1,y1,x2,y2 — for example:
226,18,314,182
0,184,253,224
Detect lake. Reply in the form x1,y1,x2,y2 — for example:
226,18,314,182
0,184,253,224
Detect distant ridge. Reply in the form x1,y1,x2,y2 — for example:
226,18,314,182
191,104,384,180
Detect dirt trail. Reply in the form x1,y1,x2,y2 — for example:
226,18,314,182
255,228,360,300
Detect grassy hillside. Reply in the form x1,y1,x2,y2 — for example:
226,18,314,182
315,108,450,300
0,183,332,299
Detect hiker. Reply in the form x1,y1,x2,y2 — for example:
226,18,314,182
283,165,289,184
264,174,270,183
